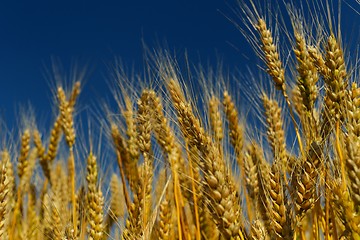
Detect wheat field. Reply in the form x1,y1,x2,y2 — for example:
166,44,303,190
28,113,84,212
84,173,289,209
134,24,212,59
0,0,359,240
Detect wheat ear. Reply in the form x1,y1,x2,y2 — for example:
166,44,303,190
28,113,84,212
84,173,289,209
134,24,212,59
123,96,140,180
110,123,132,211
295,141,322,216
262,95,288,180
86,153,104,240
293,30,320,142
247,142,271,234
58,82,80,234
345,83,360,210
0,157,10,240
320,34,348,139
147,90,195,239
250,220,267,240
27,185,39,240
17,129,31,179
255,18,285,93
123,182,144,239
332,178,360,237
37,116,62,183
293,31,319,113
137,89,155,227
222,90,253,222
256,17,305,157
269,161,292,239
157,184,172,240
167,78,246,239
209,96,223,143
50,182,64,240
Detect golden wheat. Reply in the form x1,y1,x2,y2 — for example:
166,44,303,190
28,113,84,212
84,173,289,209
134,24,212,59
0,1,359,239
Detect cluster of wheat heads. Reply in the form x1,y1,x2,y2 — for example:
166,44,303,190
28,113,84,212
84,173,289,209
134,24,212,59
0,0,359,240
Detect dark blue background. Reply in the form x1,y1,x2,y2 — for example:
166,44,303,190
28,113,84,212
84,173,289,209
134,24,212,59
0,0,359,129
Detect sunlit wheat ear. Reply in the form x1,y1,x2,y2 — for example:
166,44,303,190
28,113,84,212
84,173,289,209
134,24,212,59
322,34,348,125
247,142,271,234
291,82,304,118
46,116,63,163
1,151,15,208
166,143,192,240
312,33,348,141
223,90,244,158
332,178,360,237
182,141,205,239
181,141,204,239
0,156,11,240
209,96,223,143
53,163,71,220
292,25,320,141
19,148,37,193
345,83,360,210
293,29,319,113
33,126,50,220
155,180,172,240
294,141,322,217
147,89,176,155
145,89,195,238
348,83,360,136
123,182,144,239
198,197,219,240
268,161,293,239
1,153,14,238
291,84,320,146
89,188,105,240
112,93,142,195
250,220,267,240
123,94,140,165
146,88,190,194
86,153,104,240
262,94,287,179
244,144,259,198
42,193,52,240
17,129,31,180
137,89,156,228
109,124,136,236
66,149,78,234
57,82,78,148
244,145,258,216
222,90,253,222
11,147,37,237
111,122,139,195
36,116,63,183
322,164,339,239
309,45,328,77
166,77,246,239
33,128,46,161
50,188,64,240
56,82,81,235
255,18,286,95
119,128,146,239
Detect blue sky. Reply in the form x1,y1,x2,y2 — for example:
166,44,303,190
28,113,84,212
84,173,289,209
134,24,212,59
0,0,248,124
0,0,359,128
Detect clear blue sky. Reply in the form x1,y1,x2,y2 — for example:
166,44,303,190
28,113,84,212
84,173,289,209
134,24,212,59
0,0,359,127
